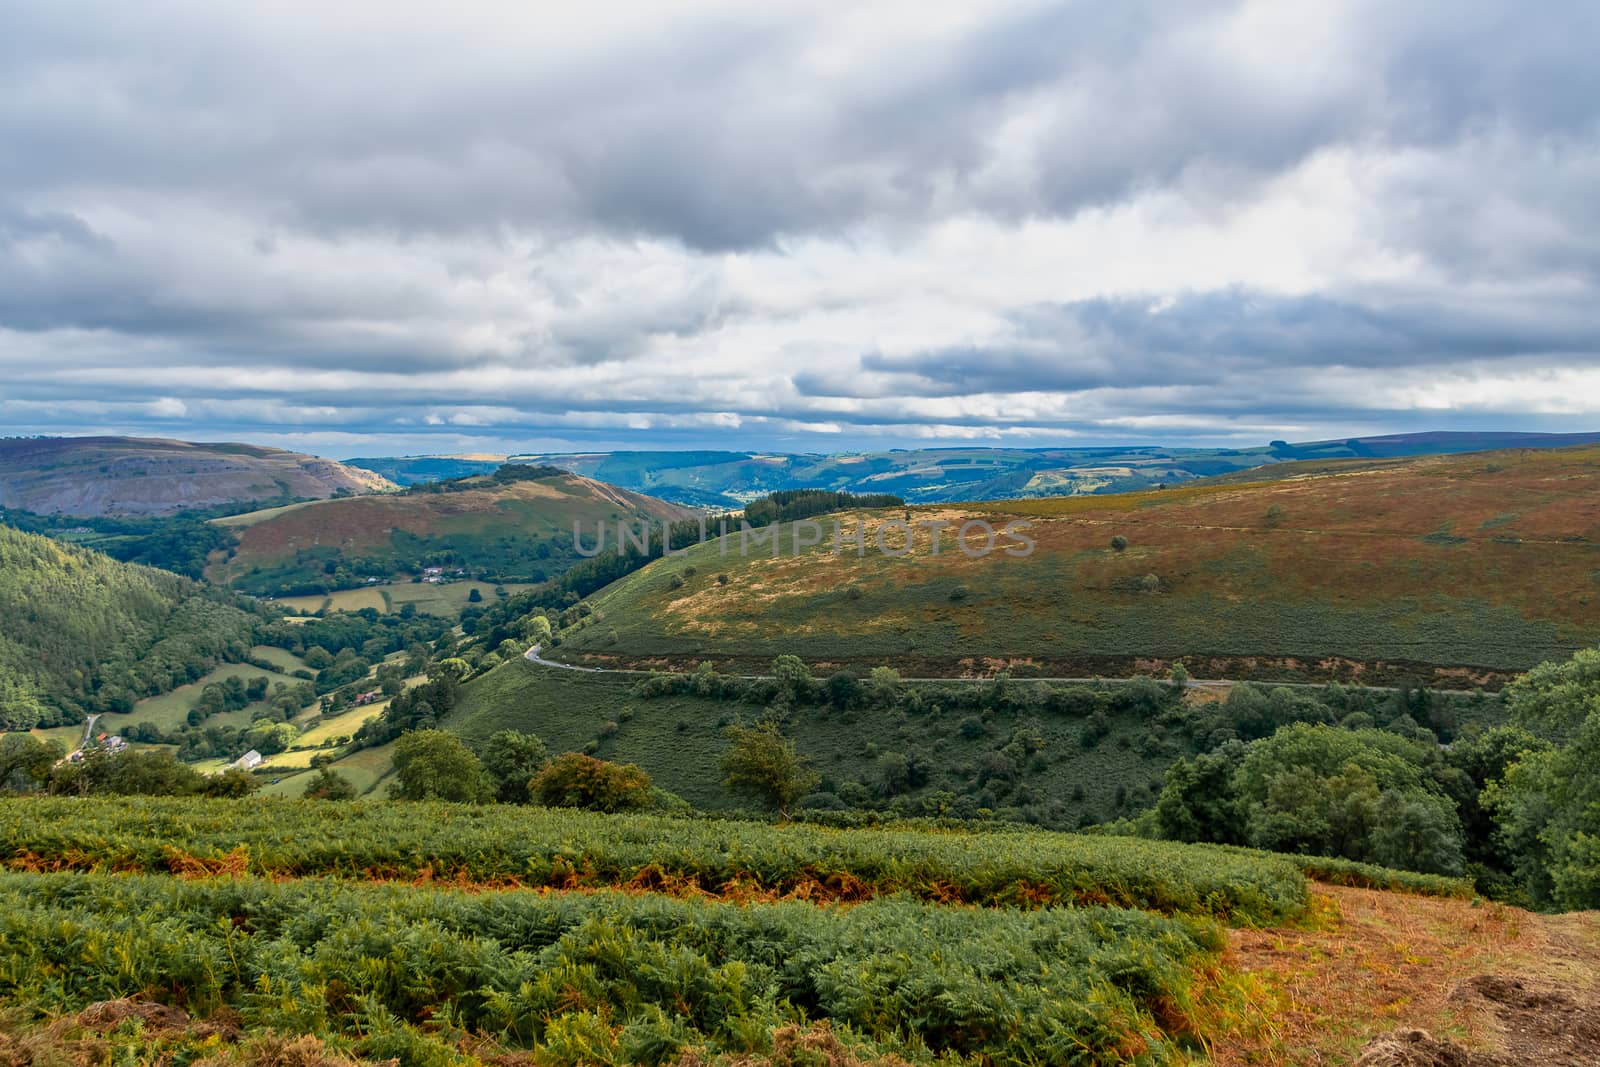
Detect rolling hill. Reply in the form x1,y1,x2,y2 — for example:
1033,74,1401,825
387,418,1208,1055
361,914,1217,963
0,436,395,517
543,445,1600,685
206,466,700,597
0,525,259,729
348,430,1600,507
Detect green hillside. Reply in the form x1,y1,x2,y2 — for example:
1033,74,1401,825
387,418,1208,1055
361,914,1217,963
207,466,699,597
0,524,259,729
545,446,1600,683
438,654,1503,831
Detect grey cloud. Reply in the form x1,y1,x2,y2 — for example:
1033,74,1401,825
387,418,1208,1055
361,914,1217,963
2,1,1593,251
829,290,1600,400
0,1,1596,454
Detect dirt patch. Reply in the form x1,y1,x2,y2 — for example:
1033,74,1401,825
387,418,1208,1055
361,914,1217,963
1354,974,1600,1066
1353,1028,1487,1066
77,999,242,1042
77,999,193,1034
677,1023,909,1067
195,1034,381,1067
1212,885,1600,1066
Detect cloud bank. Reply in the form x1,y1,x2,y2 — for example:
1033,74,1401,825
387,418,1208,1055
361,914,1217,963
2,0,1597,455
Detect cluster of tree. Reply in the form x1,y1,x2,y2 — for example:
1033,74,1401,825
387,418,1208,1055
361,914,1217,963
1152,725,1478,876
191,674,270,720
0,735,258,798
385,729,662,813
633,657,1179,720
301,766,359,800
229,547,394,598
739,489,904,528
1148,646,1600,909
259,608,452,691
351,671,462,748
1483,648,1600,910
1168,679,1472,750
399,464,567,494
719,720,819,818
0,524,261,729
0,508,238,579
234,528,580,596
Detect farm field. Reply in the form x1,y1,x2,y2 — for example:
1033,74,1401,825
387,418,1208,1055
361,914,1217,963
248,644,309,672
271,580,534,617
116,661,303,733
288,702,384,748
253,739,399,797
550,446,1600,682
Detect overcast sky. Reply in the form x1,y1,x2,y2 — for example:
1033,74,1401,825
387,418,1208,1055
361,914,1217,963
2,1,1597,458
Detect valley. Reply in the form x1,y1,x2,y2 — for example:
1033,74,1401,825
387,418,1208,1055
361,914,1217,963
351,430,1600,507
6,11,1596,1063
2,437,1598,1067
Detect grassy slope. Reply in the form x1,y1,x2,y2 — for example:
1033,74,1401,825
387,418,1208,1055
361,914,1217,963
116,662,303,733
249,645,309,672
207,473,697,593
551,446,1600,681
452,658,1193,820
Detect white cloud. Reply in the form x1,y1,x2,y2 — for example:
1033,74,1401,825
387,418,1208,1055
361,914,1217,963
0,0,1595,455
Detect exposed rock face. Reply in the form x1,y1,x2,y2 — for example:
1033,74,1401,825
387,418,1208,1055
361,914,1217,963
0,436,395,516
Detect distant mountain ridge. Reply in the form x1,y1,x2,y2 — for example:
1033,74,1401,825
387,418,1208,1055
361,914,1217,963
347,430,1600,507
0,437,396,517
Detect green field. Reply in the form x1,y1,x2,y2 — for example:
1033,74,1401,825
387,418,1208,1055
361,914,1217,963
114,661,303,734
272,580,534,617
210,498,328,527
249,644,309,672
288,703,385,748
254,739,398,797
